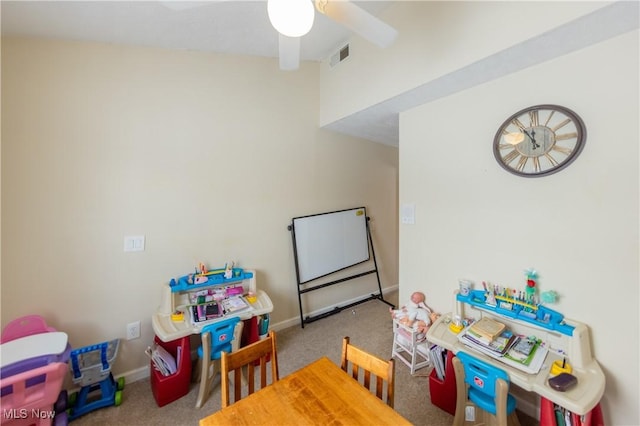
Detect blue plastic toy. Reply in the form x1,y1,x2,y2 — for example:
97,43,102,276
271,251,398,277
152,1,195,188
67,339,124,421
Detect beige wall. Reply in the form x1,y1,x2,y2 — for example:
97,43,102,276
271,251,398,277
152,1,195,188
1,38,399,377
2,2,638,423
400,30,639,424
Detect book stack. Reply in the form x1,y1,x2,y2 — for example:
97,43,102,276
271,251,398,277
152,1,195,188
462,317,518,356
468,317,506,342
458,316,549,374
222,296,251,314
146,343,178,377
429,345,447,380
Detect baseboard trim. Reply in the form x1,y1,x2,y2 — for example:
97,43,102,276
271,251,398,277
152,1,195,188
66,365,151,394
270,285,398,332
115,365,150,385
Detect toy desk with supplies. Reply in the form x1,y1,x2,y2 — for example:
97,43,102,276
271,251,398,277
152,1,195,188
150,268,273,407
427,289,605,420
151,268,273,342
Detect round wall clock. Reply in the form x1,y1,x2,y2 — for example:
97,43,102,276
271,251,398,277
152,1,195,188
493,104,586,177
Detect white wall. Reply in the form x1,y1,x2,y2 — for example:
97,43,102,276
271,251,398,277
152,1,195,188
1,38,399,377
400,30,639,424
318,1,607,127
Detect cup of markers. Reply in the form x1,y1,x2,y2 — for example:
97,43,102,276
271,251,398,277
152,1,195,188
550,358,572,376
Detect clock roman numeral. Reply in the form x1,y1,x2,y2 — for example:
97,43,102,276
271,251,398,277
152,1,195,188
511,118,527,131
502,149,520,165
516,155,528,171
551,118,571,132
532,157,541,172
543,110,556,127
544,153,559,167
529,110,539,127
552,145,573,155
555,132,577,141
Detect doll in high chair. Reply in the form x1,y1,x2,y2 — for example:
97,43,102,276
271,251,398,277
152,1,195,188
390,291,440,337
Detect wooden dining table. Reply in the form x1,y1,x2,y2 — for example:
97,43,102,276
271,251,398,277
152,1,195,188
199,356,412,425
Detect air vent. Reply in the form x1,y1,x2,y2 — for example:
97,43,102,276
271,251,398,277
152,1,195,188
330,44,350,68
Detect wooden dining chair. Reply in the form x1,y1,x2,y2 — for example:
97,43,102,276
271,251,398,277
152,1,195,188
341,336,395,408
220,330,279,408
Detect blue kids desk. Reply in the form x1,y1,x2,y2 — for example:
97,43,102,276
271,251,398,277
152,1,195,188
426,290,605,417
151,269,273,342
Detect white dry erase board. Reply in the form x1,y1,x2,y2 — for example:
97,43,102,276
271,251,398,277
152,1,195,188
291,207,370,284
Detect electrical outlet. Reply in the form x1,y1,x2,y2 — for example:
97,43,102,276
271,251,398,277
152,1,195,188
126,321,141,340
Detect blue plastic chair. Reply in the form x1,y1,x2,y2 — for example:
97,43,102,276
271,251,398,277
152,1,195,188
195,317,242,408
452,351,520,426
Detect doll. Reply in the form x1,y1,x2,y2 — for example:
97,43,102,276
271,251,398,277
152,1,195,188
390,291,435,326
391,292,441,341
412,311,441,336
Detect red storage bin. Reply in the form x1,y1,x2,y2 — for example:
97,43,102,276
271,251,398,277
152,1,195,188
241,317,259,347
540,397,604,426
429,350,457,415
150,335,191,407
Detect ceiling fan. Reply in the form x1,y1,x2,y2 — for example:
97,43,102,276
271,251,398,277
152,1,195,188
162,0,398,71
268,0,398,70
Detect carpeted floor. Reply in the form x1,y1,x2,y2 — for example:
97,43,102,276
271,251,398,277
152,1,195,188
69,291,537,425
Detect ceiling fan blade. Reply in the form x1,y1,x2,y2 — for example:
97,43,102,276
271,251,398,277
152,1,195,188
315,0,398,48
278,33,301,71
160,1,220,11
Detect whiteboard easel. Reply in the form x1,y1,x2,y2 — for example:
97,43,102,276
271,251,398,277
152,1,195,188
288,207,395,328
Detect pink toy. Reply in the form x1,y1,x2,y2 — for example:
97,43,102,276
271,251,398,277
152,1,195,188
1,315,56,344
1,315,71,425
0,362,67,426
226,286,244,296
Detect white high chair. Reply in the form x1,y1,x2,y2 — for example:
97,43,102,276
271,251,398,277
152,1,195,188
391,318,431,374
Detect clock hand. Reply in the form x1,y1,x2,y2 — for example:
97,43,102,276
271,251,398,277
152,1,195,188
522,128,540,150
521,128,533,140
531,129,540,149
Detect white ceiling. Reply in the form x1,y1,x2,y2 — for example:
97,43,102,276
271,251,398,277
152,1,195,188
0,1,391,62
1,1,638,147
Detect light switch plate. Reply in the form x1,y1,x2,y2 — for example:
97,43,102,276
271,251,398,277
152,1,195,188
401,203,415,224
124,235,145,252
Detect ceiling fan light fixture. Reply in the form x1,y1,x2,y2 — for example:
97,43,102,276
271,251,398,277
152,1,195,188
267,0,315,38
314,0,398,48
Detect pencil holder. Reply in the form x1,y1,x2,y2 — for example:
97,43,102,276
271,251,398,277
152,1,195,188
550,359,572,376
